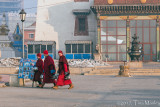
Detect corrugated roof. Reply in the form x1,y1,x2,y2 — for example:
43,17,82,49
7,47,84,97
65,40,92,44
27,41,56,45
72,9,91,15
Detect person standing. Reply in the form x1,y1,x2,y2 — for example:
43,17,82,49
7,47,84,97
40,50,56,88
53,50,74,90
33,53,44,87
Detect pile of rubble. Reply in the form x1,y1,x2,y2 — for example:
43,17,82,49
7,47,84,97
67,59,109,68
0,57,21,67
0,58,109,68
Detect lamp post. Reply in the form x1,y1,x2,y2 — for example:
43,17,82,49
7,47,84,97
19,9,26,59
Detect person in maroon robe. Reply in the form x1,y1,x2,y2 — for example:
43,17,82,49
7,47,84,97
40,50,56,88
53,50,74,90
33,53,44,87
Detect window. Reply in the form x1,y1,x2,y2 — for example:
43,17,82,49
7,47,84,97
66,44,71,53
29,34,34,39
28,45,33,54
79,18,86,32
74,16,88,36
72,44,77,53
101,20,127,61
47,45,52,53
130,20,156,61
85,44,90,53
35,45,40,53
66,44,91,54
41,45,46,53
78,44,83,53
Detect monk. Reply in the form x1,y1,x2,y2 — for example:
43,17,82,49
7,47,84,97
53,50,74,90
40,50,56,88
33,53,43,87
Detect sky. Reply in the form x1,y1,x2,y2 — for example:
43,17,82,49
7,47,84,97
24,0,37,13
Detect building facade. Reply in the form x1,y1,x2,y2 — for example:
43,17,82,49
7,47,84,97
11,21,36,58
91,0,160,62
35,0,97,59
8,12,36,42
36,0,160,61
27,41,56,60
24,22,36,46
0,14,21,58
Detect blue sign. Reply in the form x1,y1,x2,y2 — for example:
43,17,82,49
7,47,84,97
18,59,36,80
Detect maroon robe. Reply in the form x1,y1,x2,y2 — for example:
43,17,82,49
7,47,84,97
43,55,56,83
56,55,72,86
33,58,43,82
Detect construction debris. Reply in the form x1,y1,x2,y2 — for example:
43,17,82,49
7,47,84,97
0,57,21,67
67,59,109,68
0,58,109,68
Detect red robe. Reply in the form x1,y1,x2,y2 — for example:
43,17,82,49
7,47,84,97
56,55,72,86
33,58,43,82
43,55,56,83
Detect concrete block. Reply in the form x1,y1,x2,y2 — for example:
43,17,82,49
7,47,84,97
19,78,25,87
127,62,143,68
9,74,19,87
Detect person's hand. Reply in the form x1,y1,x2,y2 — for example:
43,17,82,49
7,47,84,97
64,72,70,80
52,73,58,79
40,74,43,79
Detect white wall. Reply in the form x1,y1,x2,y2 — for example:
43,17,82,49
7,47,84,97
35,0,97,59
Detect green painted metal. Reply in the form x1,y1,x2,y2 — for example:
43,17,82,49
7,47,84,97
127,27,130,61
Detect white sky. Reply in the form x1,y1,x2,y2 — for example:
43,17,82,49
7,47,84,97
24,0,37,13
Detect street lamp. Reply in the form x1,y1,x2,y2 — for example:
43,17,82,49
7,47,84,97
19,9,26,59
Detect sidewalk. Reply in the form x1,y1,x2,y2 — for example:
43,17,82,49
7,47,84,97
0,75,160,107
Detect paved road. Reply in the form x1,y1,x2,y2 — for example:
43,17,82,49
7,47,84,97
0,75,160,107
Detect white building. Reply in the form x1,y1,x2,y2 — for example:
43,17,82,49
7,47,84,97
35,0,97,59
